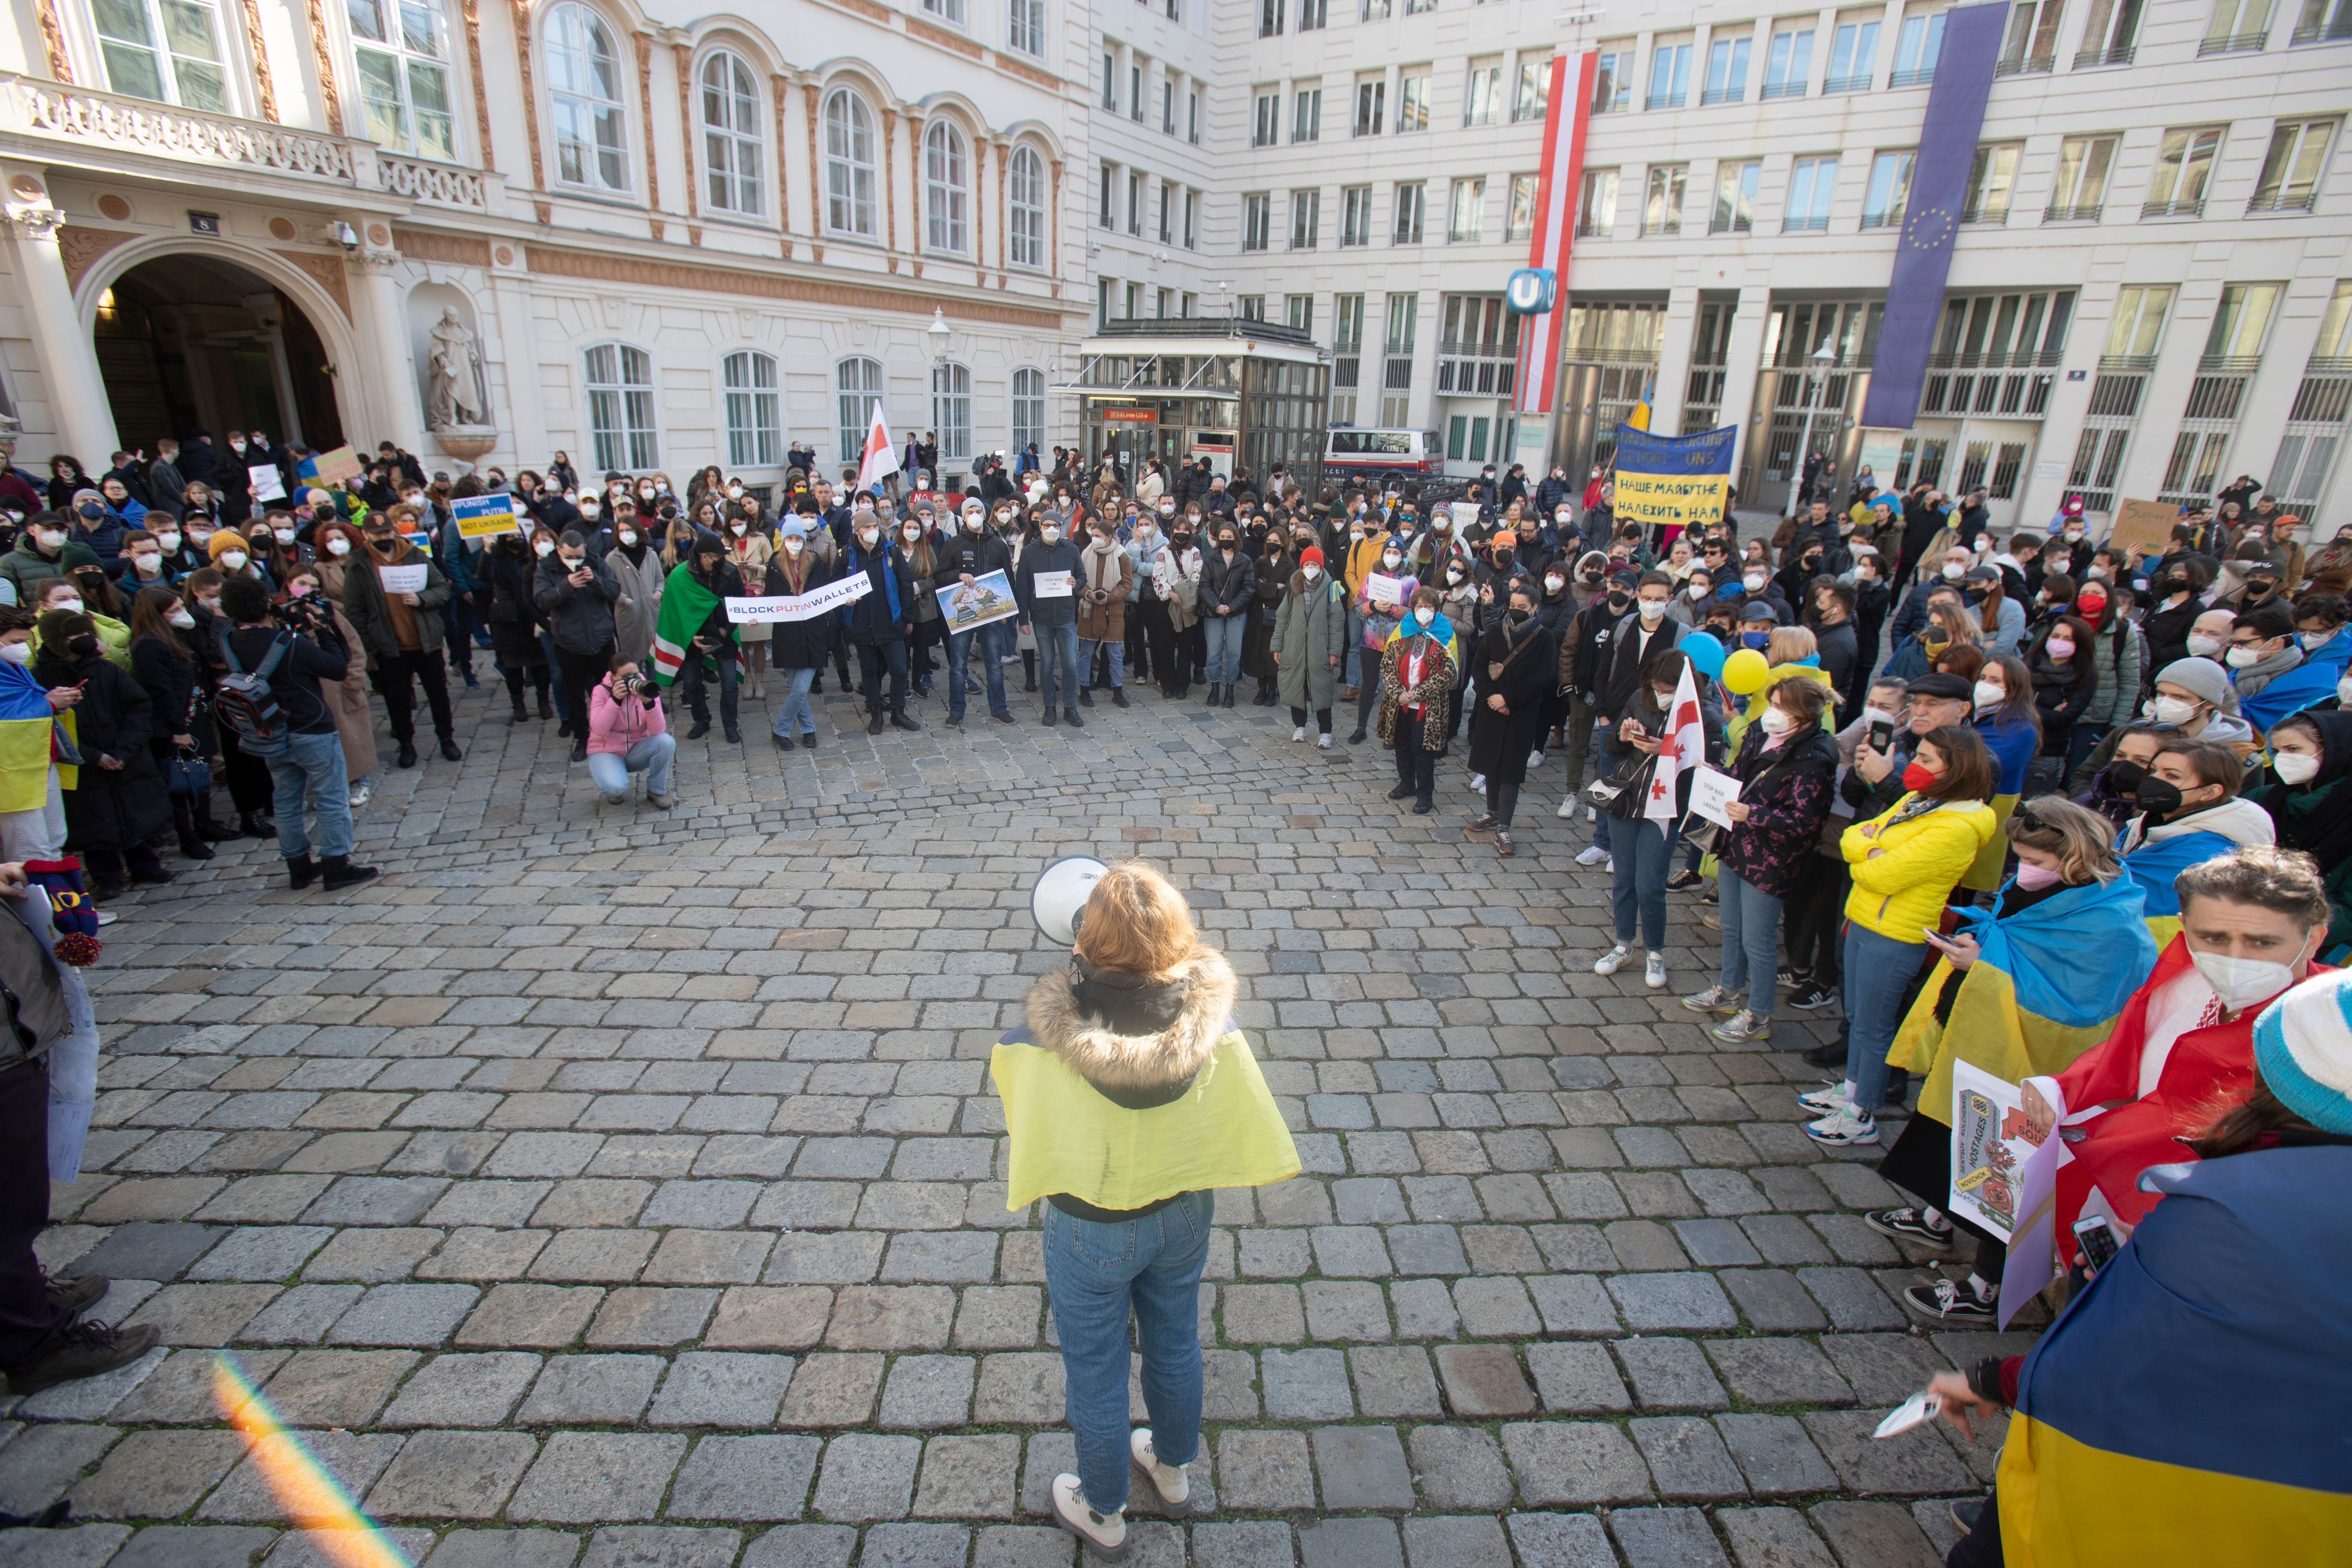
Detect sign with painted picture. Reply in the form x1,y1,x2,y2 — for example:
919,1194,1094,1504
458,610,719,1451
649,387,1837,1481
938,569,1020,631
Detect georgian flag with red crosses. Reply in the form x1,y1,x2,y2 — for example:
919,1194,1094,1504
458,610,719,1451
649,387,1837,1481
1645,659,1706,824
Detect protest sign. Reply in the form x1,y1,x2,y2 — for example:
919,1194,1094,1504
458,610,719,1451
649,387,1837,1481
452,493,521,539
939,569,1020,631
377,563,429,594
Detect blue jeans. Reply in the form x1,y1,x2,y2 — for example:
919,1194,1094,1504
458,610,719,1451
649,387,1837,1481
1608,818,1673,950
1717,866,1784,997
587,734,675,799
1203,612,1244,684
1843,923,1925,1112
1078,637,1124,690
948,623,1010,720
772,666,819,738
1044,1189,1214,1514
1036,621,1079,710
539,630,570,721
269,730,351,861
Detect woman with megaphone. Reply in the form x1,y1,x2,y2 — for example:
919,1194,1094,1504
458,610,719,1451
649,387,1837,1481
998,859,1298,1560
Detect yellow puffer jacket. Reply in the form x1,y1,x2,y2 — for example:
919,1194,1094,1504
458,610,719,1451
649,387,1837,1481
1841,793,1998,940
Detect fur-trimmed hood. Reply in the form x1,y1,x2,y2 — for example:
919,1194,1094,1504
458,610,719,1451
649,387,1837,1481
1023,948,1238,1094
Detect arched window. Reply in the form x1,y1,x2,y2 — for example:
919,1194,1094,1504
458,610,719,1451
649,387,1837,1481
350,0,455,158
822,88,878,237
931,362,972,465
93,0,231,110
584,343,657,471
1007,145,1046,270
723,350,781,467
700,51,762,216
546,3,626,192
836,356,885,464
923,120,969,255
1011,367,1046,455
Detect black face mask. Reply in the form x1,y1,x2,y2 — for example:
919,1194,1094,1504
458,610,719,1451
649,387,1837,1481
2133,775,2186,816
67,634,98,658
1506,608,1532,628
1606,591,1630,612
1493,550,1514,568
2104,758,2147,795
1580,571,1603,586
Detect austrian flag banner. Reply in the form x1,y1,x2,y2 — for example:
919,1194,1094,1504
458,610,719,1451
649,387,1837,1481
1645,660,1707,824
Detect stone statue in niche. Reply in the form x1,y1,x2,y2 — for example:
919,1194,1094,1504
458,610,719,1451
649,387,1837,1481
425,308,488,430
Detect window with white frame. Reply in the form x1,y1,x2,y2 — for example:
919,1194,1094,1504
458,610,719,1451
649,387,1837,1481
932,363,972,463
1007,0,1043,55
1354,75,1383,135
1341,184,1372,245
699,52,762,216
1100,51,1115,109
2249,119,2335,211
1963,143,2021,221
1393,181,1425,243
1861,149,1915,227
2203,282,2283,361
923,121,969,253
1291,189,1321,247
1259,0,1282,35
836,357,884,464
1578,168,1617,236
1127,170,1142,234
1447,178,1484,241
2047,134,2117,220
2202,0,2274,53
1253,89,1279,147
1826,17,1880,92
92,0,232,111
1761,26,1813,98
546,3,627,192
1506,173,1537,240
1162,80,1175,132
1513,57,1550,120
1292,87,1320,141
1464,61,1503,126
2103,285,2173,359
1011,368,1046,455
1712,160,1759,232
1286,294,1313,332
722,350,781,467
1396,69,1430,130
1184,189,1198,247
823,88,878,236
1098,161,1114,228
1158,182,1173,242
1784,155,1838,230
2002,0,2063,70
1892,9,1944,84
584,343,657,472
922,0,963,20
2144,126,2223,217
1243,192,1272,250
350,0,455,158
1298,0,1327,28
1702,33,1749,103
2076,0,2141,63
1646,39,1691,109
1592,45,1634,111
1643,164,1687,234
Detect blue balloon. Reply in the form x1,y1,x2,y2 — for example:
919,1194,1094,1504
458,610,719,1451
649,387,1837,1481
1681,631,1727,678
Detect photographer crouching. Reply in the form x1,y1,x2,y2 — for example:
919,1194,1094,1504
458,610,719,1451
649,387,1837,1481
992,861,1299,1557
583,656,675,809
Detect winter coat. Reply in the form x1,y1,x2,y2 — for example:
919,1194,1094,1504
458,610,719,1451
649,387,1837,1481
763,554,839,669
1465,618,1559,786
129,632,196,740
1198,547,1254,619
533,550,620,657
340,541,452,660
0,537,103,605
479,538,547,667
841,539,917,645
1714,725,1838,898
1243,552,1289,682
603,541,666,665
1075,542,1132,641
1270,573,1347,711
1596,611,1686,723
2246,708,2352,953
2030,654,2096,752
1840,793,1999,940
40,646,169,853
934,528,1013,594
587,672,669,757
1375,629,1458,749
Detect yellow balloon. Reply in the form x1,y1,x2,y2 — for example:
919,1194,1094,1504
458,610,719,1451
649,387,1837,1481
1721,648,1771,695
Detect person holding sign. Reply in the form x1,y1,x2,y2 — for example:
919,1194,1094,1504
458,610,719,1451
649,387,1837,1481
341,513,461,768
764,519,838,750
842,515,921,737
1015,514,1086,727
534,532,620,764
933,502,1016,730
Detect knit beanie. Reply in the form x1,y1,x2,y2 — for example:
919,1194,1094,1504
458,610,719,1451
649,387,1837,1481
2252,968,2352,1136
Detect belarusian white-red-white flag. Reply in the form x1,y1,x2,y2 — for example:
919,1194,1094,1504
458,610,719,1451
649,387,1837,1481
856,402,899,495
1645,657,1707,823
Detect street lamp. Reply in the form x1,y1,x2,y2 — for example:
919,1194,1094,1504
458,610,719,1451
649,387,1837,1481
1792,341,1837,508
926,306,952,363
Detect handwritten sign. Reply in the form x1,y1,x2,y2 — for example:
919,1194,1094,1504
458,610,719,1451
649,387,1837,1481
1686,765,1743,829
726,573,871,623
376,563,428,594
311,445,363,485
2107,498,2175,557
1032,570,1073,599
1612,470,1729,530
249,464,286,503
452,493,521,540
1365,573,1413,609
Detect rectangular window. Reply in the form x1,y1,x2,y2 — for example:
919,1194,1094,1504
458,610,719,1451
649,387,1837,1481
2047,133,2117,220
1293,86,1322,141
1162,80,1174,134
1341,184,1373,245
1892,10,1945,83
1243,192,1272,250
1646,41,1692,109
1188,89,1200,143
1298,0,1327,28
1643,164,1687,234
1785,155,1838,230
2250,119,2335,211
2000,0,2063,70
2293,0,2351,43
1447,177,1485,242
1253,89,1280,147
1513,57,1551,121
1711,159,1760,231
1184,188,1198,247
1507,172,1538,240
1008,0,1043,55
350,0,454,158
1963,143,2023,221
1702,34,1751,103
1578,168,1618,236
1827,19,1881,91
2203,282,2283,361
1291,189,1321,247
923,0,965,22
1465,61,1503,126
1287,294,1314,332
1762,27,1814,97
1258,0,1283,35
1127,171,1142,234
1131,64,1144,120
1101,51,1115,110
1156,288,1172,318
1592,46,1634,112
1099,161,1115,228
1097,277,1113,330
1124,283,1141,319
1386,292,1418,352
1381,293,1417,426
2077,0,2144,66
1362,0,1390,17
2202,0,2274,54
1158,182,1173,242
583,344,658,472
2103,284,2174,359
1393,181,1425,243
1861,149,1916,227
1404,0,1435,13
1239,294,1266,321
1354,77,1385,135
1335,293,1366,350
1397,70,1431,130
2145,126,2224,217
722,351,780,468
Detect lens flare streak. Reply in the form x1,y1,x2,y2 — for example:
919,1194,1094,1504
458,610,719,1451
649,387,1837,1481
210,1355,413,1568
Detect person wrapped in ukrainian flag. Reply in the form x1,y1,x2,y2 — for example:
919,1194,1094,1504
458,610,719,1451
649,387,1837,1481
1864,798,2156,1325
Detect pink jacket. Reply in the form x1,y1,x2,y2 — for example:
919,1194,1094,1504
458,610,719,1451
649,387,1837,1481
587,677,667,757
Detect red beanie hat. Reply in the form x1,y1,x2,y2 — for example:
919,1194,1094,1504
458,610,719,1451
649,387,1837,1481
1300,546,1326,567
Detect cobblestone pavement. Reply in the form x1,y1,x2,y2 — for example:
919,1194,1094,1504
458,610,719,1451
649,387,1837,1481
1,663,2039,1568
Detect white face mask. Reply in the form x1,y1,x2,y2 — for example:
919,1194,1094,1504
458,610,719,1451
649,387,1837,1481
50,596,82,614
1545,575,1564,593
858,528,880,547
2272,750,2320,786
1447,568,1467,584
0,642,28,665
1158,502,1176,515
730,522,747,536
168,608,196,629
1759,707,1793,734
326,537,351,557
156,531,181,551
36,530,65,551
996,511,1014,525
2190,943,2306,1013
1302,564,1322,580
534,541,557,558
559,554,584,570
2225,645,2266,669
580,500,599,516
1861,705,1897,728
1413,606,1436,627
273,527,296,544
402,493,423,507
902,525,922,540
1974,680,2006,709
1381,553,1402,570
728,484,744,498
2302,630,2337,652
1942,562,1966,581
639,485,656,499
219,551,248,571
2187,633,2225,658
2150,695,2200,726
188,528,214,546
619,530,638,546
783,536,805,554
133,553,162,573
1040,526,1061,544
1637,598,1667,621
1744,572,1767,590
230,440,247,452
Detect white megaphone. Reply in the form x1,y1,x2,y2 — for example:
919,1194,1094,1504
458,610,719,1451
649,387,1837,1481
1031,856,1109,946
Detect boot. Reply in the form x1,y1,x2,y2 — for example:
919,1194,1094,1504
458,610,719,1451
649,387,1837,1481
321,854,379,891
194,789,239,841
1021,651,1038,692
171,797,214,862
239,810,274,839
536,678,554,720
286,853,318,890
1205,683,1222,706
505,671,529,723
1222,686,1237,709
1078,686,1095,708
1112,688,1130,709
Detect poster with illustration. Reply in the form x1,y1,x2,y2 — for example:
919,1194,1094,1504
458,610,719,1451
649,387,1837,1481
1949,1059,2042,1242
939,569,1020,631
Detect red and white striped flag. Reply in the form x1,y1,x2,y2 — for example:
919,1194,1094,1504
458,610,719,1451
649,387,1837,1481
1645,658,1706,824
856,401,899,495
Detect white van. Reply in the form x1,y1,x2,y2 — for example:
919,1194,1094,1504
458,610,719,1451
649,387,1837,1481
1324,427,1444,484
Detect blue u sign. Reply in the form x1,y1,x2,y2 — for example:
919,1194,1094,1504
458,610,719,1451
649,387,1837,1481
1504,268,1557,316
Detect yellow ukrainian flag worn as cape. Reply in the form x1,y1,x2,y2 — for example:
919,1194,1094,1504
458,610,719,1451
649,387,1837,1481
991,1032,1298,1213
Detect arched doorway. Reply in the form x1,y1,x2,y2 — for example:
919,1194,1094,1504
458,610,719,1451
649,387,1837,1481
93,254,345,456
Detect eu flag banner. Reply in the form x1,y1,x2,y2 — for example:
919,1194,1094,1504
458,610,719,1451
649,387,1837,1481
1611,423,1736,531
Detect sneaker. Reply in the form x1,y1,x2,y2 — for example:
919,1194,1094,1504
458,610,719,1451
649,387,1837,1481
1865,1207,1957,1250
1575,845,1610,867
1711,1009,1773,1043
1494,830,1515,858
1592,943,1632,977
1644,952,1667,989
1586,802,1599,822
1468,773,1487,793
1665,868,1702,891
45,1271,108,1316
1796,1081,1855,1114
1775,966,1804,990
1804,1106,1879,1146
1949,1498,1989,1535
1292,726,1307,742
1131,1429,1190,1512
1466,814,1499,835
1904,1276,1997,1324
1528,748,1545,768
1787,982,1838,1011
1316,733,1332,749
648,793,675,810
5,1318,161,1395
1681,985,1742,1014
348,781,372,809
1051,1475,1129,1560
1557,796,1577,818
1605,856,1615,873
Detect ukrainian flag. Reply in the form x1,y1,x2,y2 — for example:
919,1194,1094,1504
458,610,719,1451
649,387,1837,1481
1998,1144,2352,1565
0,664,60,810
1889,874,2155,1113
2122,828,2241,947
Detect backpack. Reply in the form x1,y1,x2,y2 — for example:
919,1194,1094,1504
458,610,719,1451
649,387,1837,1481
215,629,294,758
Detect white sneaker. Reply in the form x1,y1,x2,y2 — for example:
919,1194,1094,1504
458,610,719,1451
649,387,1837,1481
1592,942,1632,976
348,780,371,808
1528,748,1545,767
1575,845,1610,867
1292,725,1307,742
1468,775,1487,795
1605,856,1615,873
1316,732,1332,749
1131,1429,1190,1511
1586,803,1599,823
1644,952,1667,989
1805,1105,1880,1147
1557,796,1577,818
1796,1081,1855,1114
1052,1475,1129,1558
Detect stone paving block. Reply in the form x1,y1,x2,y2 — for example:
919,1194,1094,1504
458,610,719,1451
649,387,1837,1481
67,1429,245,1518
0,1423,120,1514
379,1352,541,1427
1432,1342,1535,1418
1719,1269,1831,1333
1615,1337,1729,1411
185,1226,334,1282
811,1432,922,1522
740,1525,858,1568
642,1230,775,1286
514,1355,665,1425
856,1523,969,1568
1348,1345,1442,1418
124,1282,279,1346
1609,1271,1739,1331
419,1228,551,1282
1501,1421,1652,1507
0,1526,133,1568
1308,1225,1392,1277
1298,1517,1402,1568
1673,1218,1763,1268
1798,1267,1906,1331
1630,1416,1749,1502
104,1349,283,1427
971,1524,1076,1568
953,1285,1042,1350
1503,1512,1619,1568
1808,1501,1942,1568
648,1351,797,1427
305,1227,443,1282
1450,1275,1539,1337
1310,1424,1413,1511
576,1528,740,1568
1526,1273,1619,1337
1801,1412,1976,1496
666,1434,824,1521
1387,1277,1459,1340
299,1176,448,1227
877,1354,976,1429
1219,1283,1304,1344
1525,1340,1630,1413
1819,1334,1951,1405
263,1525,438,1567
1714,1415,1841,1497
704,1286,832,1350
251,1350,416,1426
1404,1426,1511,1511
326,1282,478,1347
1399,1516,1508,1568
1609,1506,1733,1568
104,1525,277,1568
62,1221,224,1283
1384,1224,1466,1276
363,1430,538,1519
1263,1348,1353,1420
417,1529,584,1568
910,1432,1020,1517
506,1432,688,1523
457,1283,603,1349
972,1352,1064,1425
200,1431,406,1523
527,1228,657,1283
1706,1338,1854,1408
826,1286,954,1350
586,1286,720,1348
1215,1429,1316,1511
1716,1508,1837,1568
1191,1521,1297,1567
777,1353,886,1427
